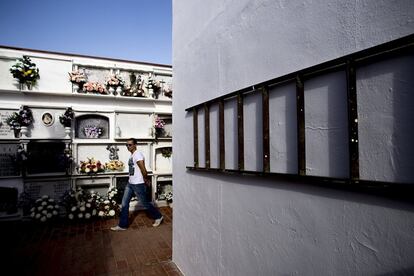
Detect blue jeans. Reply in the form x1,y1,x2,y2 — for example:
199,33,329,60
118,183,162,228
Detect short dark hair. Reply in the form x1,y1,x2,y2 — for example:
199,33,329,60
127,138,137,145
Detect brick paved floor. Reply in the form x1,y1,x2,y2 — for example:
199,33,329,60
0,207,183,276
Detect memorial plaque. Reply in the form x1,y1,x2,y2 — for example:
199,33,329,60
0,143,20,177
0,109,18,139
24,179,71,201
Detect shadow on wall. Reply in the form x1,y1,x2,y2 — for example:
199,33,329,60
377,266,414,276
186,169,414,212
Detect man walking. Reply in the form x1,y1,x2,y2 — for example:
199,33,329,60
111,138,163,231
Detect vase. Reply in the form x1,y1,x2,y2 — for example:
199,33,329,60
64,127,71,139
155,128,164,138
73,83,79,93
148,88,154,98
108,86,115,95
26,83,32,90
20,126,29,138
18,83,24,90
116,86,123,96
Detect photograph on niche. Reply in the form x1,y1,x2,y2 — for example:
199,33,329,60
41,112,54,126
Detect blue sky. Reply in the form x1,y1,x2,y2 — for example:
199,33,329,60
0,0,172,65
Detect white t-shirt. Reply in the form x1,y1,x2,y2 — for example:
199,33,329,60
128,150,145,184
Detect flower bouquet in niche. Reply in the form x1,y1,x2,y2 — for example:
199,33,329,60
154,116,165,138
82,82,107,94
30,195,60,222
123,73,145,97
68,70,87,93
79,157,105,174
161,147,172,158
105,160,124,171
10,56,40,90
146,74,162,98
105,74,125,95
84,125,103,138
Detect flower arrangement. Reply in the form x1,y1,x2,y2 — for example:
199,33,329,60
5,112,21,130
60,188,100,220
68,70,87,84
96,188,120,218
6,106,34,129
29,195,60,222
123,73,145,97
82,82,107,94
154,116,165,138
59,107,74,127
161,148,172,159
146,76,161,91
10,56,40,87
157,185,172,203
84,126,103,138
79,157,105,174
105,74,125,87
155,116,165,130
163,85,172,98
18,105,34,127
105,160,124,171
165,191,173,203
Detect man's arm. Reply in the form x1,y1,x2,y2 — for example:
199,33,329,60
137,160,148,179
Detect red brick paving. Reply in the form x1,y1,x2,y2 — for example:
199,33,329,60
0,207,183,276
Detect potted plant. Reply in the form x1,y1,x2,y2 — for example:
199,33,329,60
59,107,74,138
10,56,40,90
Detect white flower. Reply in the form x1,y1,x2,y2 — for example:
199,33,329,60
55,205,59,209
38,206,43,210
30,207,35,212
42,195,48,199
87,199,92,203
80,206,85,212
104,200,110,204
68,213,74,220
105,205,109,210
47,205,54,209
86,203,91,208
35,213,41,219
48,198,55,202
108,210,115,216
53,210,58,215
92,209,97,215
42,210,47,215
98,211,104,217
47,213,52,218
42,201,47,206
30,212,35,217
41,216,47,222
85,213,91,219
78,213,83,218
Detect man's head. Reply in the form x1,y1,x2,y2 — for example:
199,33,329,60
126,138,137,153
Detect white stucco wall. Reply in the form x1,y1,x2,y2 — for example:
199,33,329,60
173,0,414,275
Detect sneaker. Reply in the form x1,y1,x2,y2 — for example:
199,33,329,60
110,225,127,231
152,216,164,227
